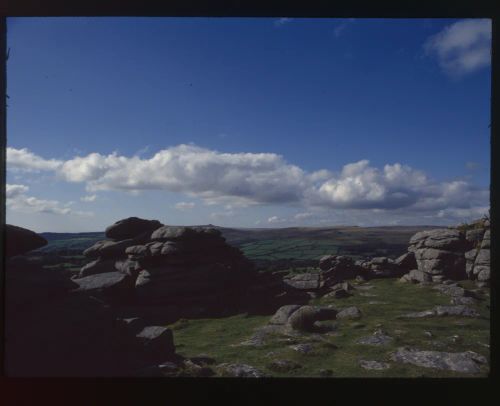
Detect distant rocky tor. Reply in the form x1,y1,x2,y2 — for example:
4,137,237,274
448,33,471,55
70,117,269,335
280,217,490,300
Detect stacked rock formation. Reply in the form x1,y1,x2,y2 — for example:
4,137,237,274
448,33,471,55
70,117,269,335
400,220,490,286
76,217,256,309
407,228,468,283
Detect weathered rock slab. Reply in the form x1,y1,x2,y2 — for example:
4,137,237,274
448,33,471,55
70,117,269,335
391,347,487,374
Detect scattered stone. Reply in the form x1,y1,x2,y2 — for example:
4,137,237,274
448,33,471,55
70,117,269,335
216,363,266,378
390,347,487,374
239,325,283,347
402,310,437,318
337,306,362,320
318,369,333,377
182,359,214,377
269,305,302,325
402,305,479,319
268,359,302,372
283,272,322,291
451,296,477,306
433,284,469,297
286,306,321,332
357,330,393,346
359,360,390,370
324,289,350,299
434,305,480,318
135,326,175,361
290,343,314,354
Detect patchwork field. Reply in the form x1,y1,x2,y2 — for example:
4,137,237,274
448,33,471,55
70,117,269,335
30,225,438,272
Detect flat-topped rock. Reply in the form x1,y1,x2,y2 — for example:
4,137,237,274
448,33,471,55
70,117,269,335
283,273,322,291
72,271,134,298
150,225,222,242
409,228,466,251
357,330,393,346
79,258,117,278
391,347,487,374
105,217,163,240
83,239,137,259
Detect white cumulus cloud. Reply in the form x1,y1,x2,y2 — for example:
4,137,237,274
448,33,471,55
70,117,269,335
81,194,97,202
6,146,489,224
268,216,287,224
424,19,491,76
7,147,62,172
6,183,93,217
175,201,196,211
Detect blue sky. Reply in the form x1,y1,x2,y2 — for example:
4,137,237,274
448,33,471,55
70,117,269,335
6,17,491,232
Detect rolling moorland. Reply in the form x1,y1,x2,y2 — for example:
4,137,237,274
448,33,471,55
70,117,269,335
5,221,490,377
20,225,438,273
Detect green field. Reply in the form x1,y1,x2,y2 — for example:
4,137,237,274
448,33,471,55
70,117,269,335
240,239,341,260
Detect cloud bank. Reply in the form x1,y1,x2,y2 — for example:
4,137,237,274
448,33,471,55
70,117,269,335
7,145,489,224
7,183,93,217
424,19,491,76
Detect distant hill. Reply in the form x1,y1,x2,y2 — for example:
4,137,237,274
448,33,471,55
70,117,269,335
33,225,440,262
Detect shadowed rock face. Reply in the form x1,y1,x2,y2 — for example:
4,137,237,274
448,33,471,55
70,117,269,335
105,217,163,241
5,224,48,258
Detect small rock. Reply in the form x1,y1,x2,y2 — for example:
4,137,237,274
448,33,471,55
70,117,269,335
324,289,350,299
337,306,362,320
359,360,390,370
216,363,266,378
424,331,433,338
269,305,302,325
357,330,393,346
391,347,487,374
318,368,333,377
290,343,314,354
267,359,302,372
451,296,477,306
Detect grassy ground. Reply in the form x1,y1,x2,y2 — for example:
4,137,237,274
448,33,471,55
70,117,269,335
168,278,490,377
